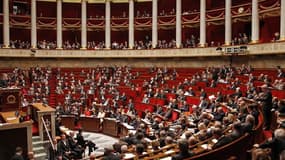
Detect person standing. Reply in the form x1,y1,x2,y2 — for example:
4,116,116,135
256,84,273,130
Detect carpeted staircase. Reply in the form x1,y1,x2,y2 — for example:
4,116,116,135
32,136,49,160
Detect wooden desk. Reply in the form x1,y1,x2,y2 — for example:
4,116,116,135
0,111,19,123
32,103,56,112
118,123,135,137
0,120,33,160
80,116,100,132
60,115,76,130
102,118,119,137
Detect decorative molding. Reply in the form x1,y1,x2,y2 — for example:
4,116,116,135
0,42,284,58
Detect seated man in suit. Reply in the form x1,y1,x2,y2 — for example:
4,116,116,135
256,128,285,160
58,134,71,160
172,139,193,160
67,132,84,159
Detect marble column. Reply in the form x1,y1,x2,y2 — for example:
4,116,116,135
225,0,232,45
176,0,182,48
251,0,259,43
152,0,158,48
280,0,285,40
56,0,63,49
81,0,87,49
105,0,111,49
129,0,134,49
3,0,10,48
31,0,37,49
199,0,206,47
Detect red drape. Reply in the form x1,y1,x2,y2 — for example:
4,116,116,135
0,25,3,44
260,16,280,43
182,0,199,13
87,4,105,18
111,30,128,43
63,30,81,43
158,29,175,42
62,3,81,18
37,1,56,17
111,3,128,18
206,24,225,45
87,31,104,43
10,28,30,41
37,29,56,42
134,30,152,42
134,1,152,17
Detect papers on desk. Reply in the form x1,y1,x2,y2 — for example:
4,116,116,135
141,119,151,125
144,137,152,143
201,144,208,149
6,117,17,121
164,149,175,155
187,128,195,134
124,153,136,159
212,138,218,144
122,123,135,130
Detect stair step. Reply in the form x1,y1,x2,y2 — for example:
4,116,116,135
32,136,41,141
32,140,49,148
34,152,47,160
33,146,45,154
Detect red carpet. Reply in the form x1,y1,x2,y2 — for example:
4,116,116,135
32,122,39,136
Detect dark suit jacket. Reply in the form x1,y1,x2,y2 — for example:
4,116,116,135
102,153,121,160
260,138,285,160
76,134,86,148
172,151,193,160
212,135,233,149
48,144,59,160
58,140,70,156
10,154,24,160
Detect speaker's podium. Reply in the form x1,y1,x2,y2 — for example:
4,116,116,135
0,88,33,160
31,103,56,141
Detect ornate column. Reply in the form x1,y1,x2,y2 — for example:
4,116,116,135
176,0,182,48
56,0,63,49
251,0,259,43
199,0,206,47
105,0,111,49
280,0,285,40
129,0,134,49
81,0,87,49
152,0,158,48
31,0,37,49
225,0,232,45
3,0,10,48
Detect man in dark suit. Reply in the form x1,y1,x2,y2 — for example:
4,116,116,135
241,114,255,133
256,84,273,130
258,128,285,160
67,132,83,159
172,139,193,160
48,138,59,160
58,134,71,160
101,148,120,160
10,147,24,160
212,128,233,149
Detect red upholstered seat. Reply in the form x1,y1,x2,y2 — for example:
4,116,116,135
166,93,176,101
272,90,285,99
171,110,180,121
186,96,200,105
